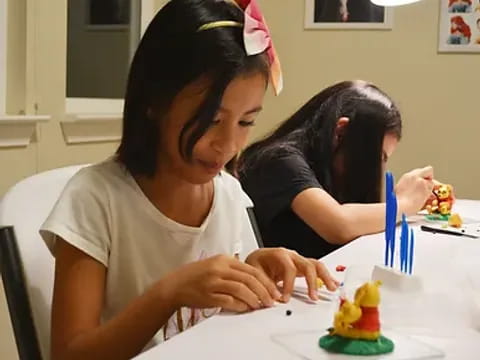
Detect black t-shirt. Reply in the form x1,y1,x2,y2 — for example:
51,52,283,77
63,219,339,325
239,149,341,259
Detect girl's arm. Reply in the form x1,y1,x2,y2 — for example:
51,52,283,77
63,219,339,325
51,240,177,360
51,240,280,360
292,189,395,245
291,167,434,245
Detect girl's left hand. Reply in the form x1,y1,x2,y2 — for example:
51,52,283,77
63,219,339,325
245,248,339,302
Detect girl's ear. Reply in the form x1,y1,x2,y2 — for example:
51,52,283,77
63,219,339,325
147,107,154,119
334,117,350,141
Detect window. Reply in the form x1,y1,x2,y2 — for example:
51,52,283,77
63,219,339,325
65,0,155,115
60,0,156,144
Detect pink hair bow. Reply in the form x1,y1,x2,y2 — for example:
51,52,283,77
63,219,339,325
234,0,283,95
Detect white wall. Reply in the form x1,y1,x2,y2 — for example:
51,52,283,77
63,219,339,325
0,0,7,113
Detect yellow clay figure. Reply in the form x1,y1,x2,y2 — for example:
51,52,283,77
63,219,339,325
425,184,454,216
329,281,382,341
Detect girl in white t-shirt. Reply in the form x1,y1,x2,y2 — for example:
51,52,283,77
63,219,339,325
41,1,337,359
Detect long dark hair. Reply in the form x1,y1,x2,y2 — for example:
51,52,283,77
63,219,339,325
117,0,270,176
238,81,402,204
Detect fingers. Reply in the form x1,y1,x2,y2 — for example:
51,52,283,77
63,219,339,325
280,260,297,303
313,260,338,292
215,279,265,310
233,250,339,306
423,178,434,192
243,248,303,303
292,256,318,301
413,165,434,180
421,175,434,192
224,269,276,307
210,293,250,313
402,167,435,199
258,249,299,302
230,261,282,302
293,258,339,299
188,255,279,312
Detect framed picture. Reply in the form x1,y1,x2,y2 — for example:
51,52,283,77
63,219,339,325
439,0,480,52
305,0,393,30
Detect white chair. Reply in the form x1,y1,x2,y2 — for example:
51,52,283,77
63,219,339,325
0,165,87,360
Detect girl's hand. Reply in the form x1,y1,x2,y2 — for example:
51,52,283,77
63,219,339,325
163,255,282,313
245,248,338,302
396,166,435,215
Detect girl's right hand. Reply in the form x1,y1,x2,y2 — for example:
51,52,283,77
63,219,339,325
162,255,282,313
395,166,435,215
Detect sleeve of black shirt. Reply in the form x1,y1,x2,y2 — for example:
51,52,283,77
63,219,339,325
241,149,323,227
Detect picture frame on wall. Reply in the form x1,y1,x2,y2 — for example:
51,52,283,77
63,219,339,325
87,0,131,31
305,0,393,30
438,0,480,52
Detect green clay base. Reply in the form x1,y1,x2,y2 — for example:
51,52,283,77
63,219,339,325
319,335,394,356
425,214,450,221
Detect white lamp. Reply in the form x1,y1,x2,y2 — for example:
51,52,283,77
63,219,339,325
371,0,422,6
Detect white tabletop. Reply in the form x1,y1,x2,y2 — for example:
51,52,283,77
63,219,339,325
136,200,480,360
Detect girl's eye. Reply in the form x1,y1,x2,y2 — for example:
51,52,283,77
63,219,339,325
239,120,256,127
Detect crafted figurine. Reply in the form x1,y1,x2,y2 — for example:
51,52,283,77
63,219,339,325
424,183,455,217
319,281,394,355
448,213,463,228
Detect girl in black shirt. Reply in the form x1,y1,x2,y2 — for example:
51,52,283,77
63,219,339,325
238,81,435,259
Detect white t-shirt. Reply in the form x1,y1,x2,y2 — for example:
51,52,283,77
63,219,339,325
40,158,258,348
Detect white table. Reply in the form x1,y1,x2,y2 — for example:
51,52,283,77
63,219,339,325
136,200,480,359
